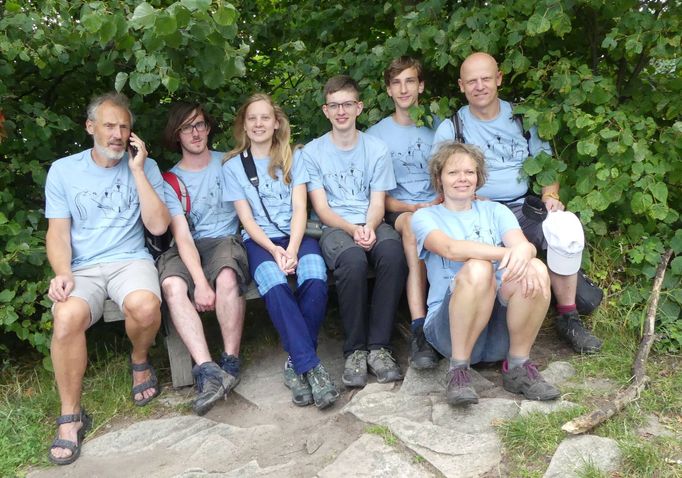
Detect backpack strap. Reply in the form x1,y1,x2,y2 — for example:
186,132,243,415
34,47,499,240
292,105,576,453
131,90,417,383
240,149,289,237
162,171,191,216
451,111,465,143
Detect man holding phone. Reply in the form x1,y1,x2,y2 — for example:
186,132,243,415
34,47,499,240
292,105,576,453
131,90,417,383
45,92,170,465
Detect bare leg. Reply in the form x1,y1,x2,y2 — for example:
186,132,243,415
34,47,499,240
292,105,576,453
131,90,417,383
50,298,90,461
550,271,577,306
123,290,162,401
162,276,212,364
448,260,497,361
214,268,245,356
501,259,551,357
395,212,427,321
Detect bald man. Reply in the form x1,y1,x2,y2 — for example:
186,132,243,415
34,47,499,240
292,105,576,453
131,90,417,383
432,52,602,355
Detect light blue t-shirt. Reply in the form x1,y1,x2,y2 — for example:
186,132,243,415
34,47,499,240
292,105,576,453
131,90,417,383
165,151,238,240
366,116,436,204
412,201,520,324
222,151,309,240
44,149,164,270
302,132,396,224
432,100,553,202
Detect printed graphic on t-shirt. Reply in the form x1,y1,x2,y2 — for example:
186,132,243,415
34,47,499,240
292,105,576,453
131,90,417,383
323,164,367,200
393,136,430,182
74,179,139,228
189,175,231,228
485,134,528,165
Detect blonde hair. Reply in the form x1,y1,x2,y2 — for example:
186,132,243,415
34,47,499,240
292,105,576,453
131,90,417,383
429,142,488,195
226,93,293,184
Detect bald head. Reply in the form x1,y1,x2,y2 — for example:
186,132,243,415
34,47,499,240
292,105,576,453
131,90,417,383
458,52,502,119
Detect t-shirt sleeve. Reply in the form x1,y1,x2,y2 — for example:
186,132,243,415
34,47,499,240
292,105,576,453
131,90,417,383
222,158,247,202
302,147,323,192
369,140,396,192
412,208,439,260
291,149,309,186
163,180,185,217
432,118,455,154
144,159,165,200
528,125,553,158
495,203,521,237
44,165,70,219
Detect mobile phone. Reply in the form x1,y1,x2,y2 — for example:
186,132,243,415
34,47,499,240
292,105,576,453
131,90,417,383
128,138,138,157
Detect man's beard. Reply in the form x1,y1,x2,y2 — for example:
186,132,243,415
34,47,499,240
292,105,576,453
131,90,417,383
94,138,126,162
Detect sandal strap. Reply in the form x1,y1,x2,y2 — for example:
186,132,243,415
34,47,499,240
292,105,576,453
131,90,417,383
50,438,77,452
132,376,158,395
130,360,152,372
56,412,83,425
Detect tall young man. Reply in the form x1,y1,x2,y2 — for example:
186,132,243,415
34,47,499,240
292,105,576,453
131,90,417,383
302,75,408,387
157,102,249,415
367,57,440,370
45,92,170,465
433,52,602,354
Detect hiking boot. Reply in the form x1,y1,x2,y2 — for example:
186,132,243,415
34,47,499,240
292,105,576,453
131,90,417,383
445,366,479,406
409,325,439,369
219,352,241,393
555,310,602,354
191,362,233,416
283,358,314,407
306,363,339,409
342,350,368,387
367,348,403,383
502,360,560,401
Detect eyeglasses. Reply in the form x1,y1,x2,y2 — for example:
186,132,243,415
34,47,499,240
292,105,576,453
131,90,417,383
178,121,208,135
325,101,358,112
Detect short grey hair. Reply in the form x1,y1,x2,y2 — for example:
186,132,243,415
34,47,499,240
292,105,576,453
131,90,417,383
86,92,134,126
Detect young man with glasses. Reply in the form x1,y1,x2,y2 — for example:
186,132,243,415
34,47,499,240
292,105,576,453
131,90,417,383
366,57,441,370
301,75,408,388
157,102,249,415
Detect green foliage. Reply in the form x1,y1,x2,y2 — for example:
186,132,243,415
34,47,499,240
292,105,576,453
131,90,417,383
1,0,681,354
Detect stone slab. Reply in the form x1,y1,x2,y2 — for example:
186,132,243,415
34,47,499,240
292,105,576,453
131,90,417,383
431,397,520,434
343,390,432,426
400,359,495,396
543,435,622,478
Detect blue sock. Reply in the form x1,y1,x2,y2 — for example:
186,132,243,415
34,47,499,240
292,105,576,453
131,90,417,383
411,318,425,333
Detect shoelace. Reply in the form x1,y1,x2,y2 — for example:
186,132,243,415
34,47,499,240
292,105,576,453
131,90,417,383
522,361,540,380
349,351,366,369
448,367,470,387
373,348,394,366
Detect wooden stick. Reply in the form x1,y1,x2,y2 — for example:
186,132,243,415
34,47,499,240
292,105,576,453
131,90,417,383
562,249,673,435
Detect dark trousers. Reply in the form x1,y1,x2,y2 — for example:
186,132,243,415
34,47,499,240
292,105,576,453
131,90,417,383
320,224,408,357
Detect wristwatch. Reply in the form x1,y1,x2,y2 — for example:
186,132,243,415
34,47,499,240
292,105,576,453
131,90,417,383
542,191,560,201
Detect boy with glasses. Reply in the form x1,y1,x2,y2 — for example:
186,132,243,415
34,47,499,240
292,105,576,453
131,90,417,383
157,102,249,415
366,57,441,370
301,75,408,387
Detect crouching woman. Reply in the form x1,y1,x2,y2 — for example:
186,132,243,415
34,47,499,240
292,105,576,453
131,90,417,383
411,142,560,406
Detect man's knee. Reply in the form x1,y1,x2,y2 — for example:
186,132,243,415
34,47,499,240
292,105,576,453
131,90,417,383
334,247,368,279
374,238,407,270
52,299,91,341
456,259,495,290
215,267,240,294
161,276,189,302
123,290,161,326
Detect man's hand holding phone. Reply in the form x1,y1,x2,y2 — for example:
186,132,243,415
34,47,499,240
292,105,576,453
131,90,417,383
128,132,147,172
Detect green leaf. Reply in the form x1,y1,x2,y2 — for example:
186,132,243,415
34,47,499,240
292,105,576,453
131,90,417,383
526,12,551,36
81,13,103,34
162,74,180,93
599,128,619,139
0,290,15,302
181,0,211,12
650,183,668,203
155,14,177,36
671,257,682,276
131,2,156,29
523,155,543,175
631,192,653,214
114,72,128,92
577,135,599,156
129,71,160,95
537,110,559,138
98,17,118,45
671,230,682,254
551,12,571,37
214,5,237,26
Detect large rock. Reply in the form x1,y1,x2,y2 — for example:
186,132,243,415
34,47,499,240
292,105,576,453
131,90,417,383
543,435,621,478
400,360,495,396
317,433,434,478
343,390,432,426
174,460,295,477
431,397,520,434
388,417,502,478
518,400,580,416
540,361,576,385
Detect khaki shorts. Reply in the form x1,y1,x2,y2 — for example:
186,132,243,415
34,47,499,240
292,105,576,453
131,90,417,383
63,259,161,327
157,235,250,296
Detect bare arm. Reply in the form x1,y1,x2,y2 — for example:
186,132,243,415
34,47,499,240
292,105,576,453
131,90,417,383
170,215,215,311
385,195,443,214
365,191,385,231
541,181,565,212
46,218,74,302
308,188,359,236
128,133,171,235
286,184,308,257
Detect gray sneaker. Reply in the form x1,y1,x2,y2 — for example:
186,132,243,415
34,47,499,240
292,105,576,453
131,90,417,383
283,359,313,407
445,365,479,406
367,348,403,383
502,360,560,401
342,350,368,387
306,363,339,409
191,362,232,416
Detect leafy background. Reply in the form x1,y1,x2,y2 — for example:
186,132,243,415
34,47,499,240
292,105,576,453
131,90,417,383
0,0,680,362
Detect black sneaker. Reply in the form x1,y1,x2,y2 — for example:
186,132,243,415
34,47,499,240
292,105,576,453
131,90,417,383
409,325,439,369
502,360,560,401
555,310,602,354
305,363,339,409
445,366,478,406
219,352,241,393
191,362,233,416
367,348,403,383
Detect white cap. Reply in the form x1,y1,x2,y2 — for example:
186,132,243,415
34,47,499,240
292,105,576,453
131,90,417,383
542,211,584,275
